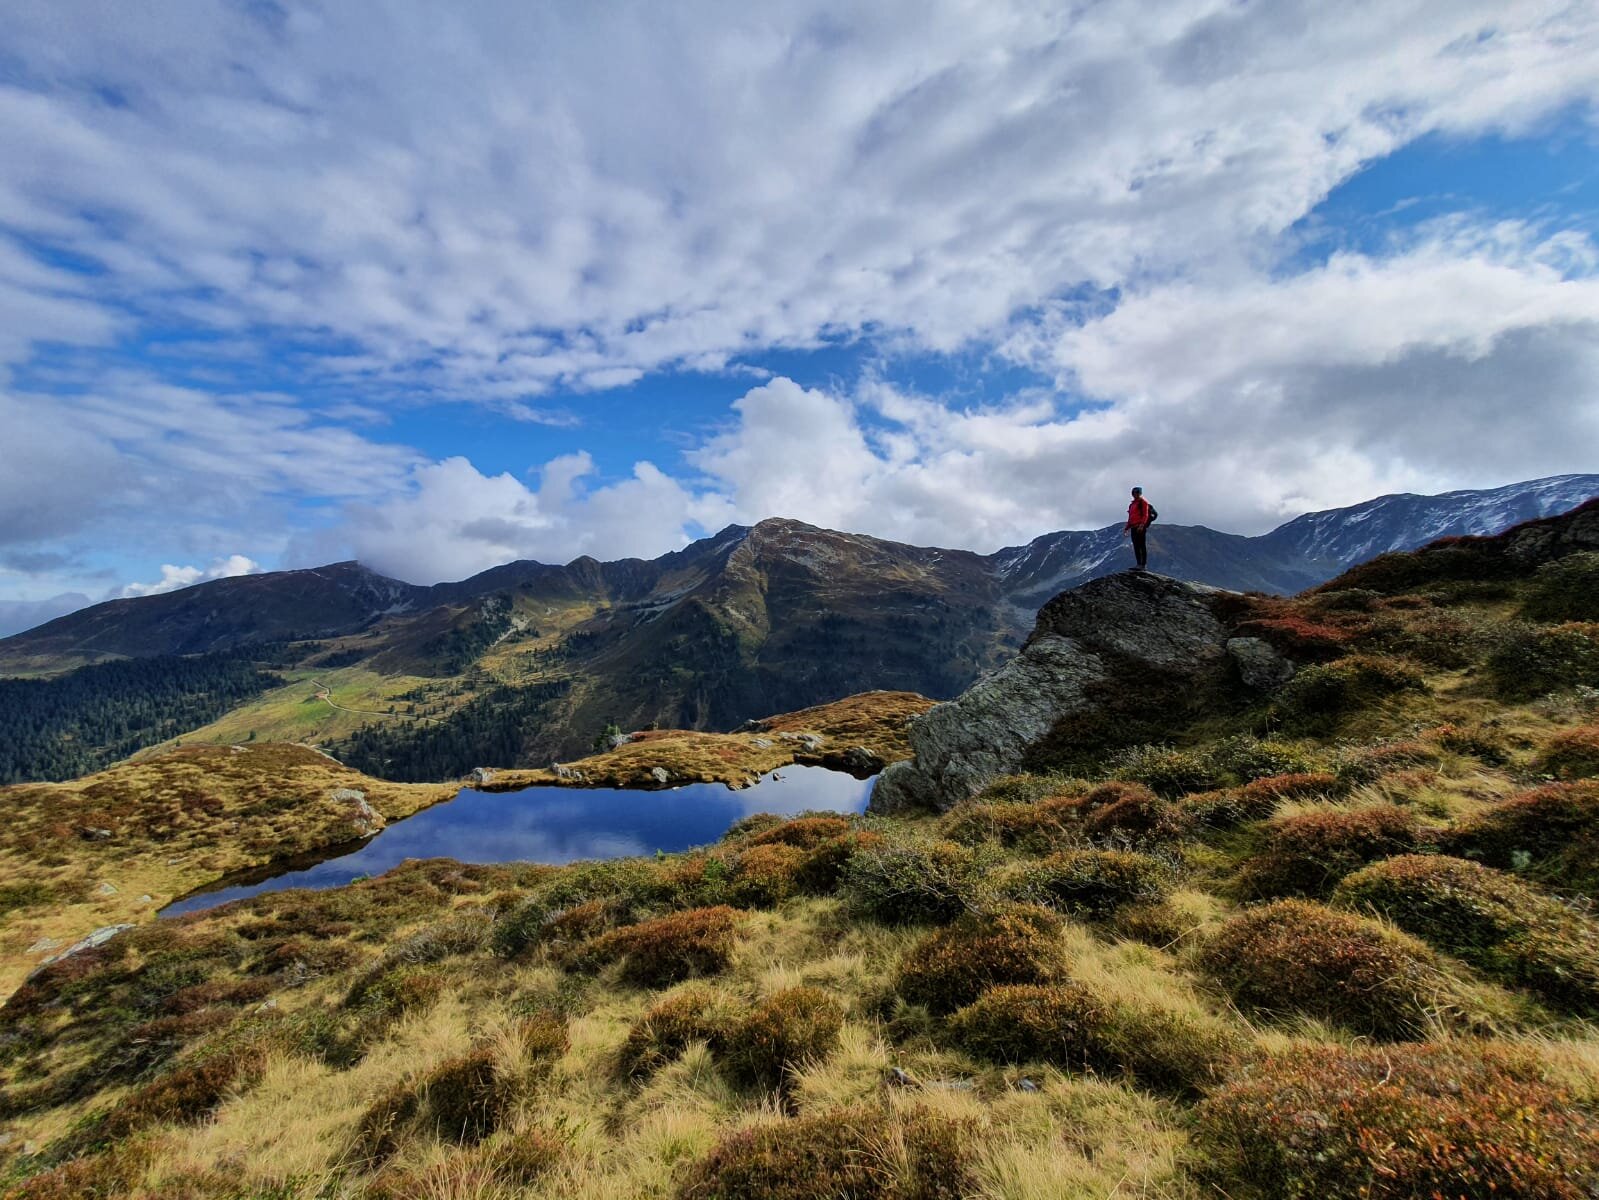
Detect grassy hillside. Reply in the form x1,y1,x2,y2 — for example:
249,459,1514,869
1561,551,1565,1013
2,532,1598,1197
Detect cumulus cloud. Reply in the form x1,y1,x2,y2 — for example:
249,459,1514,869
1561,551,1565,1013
119,554,263,598
1,1,1596,393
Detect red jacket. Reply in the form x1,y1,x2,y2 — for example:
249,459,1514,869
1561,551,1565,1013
1127,497,1151,529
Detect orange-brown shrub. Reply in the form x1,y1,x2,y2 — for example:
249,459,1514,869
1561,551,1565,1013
1444,780,1599,893
570,906,744,986
1233,614,1355,660
747,816,854,849
894,905,1066,1015
676,1104,977,1200
159,977,273,1016
0,1140,156,1200
616,984,747,1081
1192,1043,1599,1199
728,843,808,908
720,986,844,1093
1536,725,1599,780
102,1043,268,1138
938,793,1086,851
1199,899,1446,1040
1237,771,1341,814
1335,854,1599,1013
1002,849,1170,918
1082,788,1191,845
1241,804,1428,898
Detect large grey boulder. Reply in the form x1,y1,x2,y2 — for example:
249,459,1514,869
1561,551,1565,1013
871,572,1234,814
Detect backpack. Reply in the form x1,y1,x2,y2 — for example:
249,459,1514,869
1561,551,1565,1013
1147,504,1158,523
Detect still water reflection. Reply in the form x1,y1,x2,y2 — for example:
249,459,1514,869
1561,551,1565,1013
162,765,874,917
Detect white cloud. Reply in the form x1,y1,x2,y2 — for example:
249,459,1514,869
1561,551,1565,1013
120,554,263,598
0,1,1595,393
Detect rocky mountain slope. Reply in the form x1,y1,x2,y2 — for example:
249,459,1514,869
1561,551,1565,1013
1,475,1593,776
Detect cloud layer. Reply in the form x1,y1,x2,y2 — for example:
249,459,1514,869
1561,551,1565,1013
1,1,1596,596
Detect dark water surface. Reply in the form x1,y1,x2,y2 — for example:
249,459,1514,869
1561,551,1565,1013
162,765,874,917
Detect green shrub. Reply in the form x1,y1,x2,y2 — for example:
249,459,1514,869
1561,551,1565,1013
677,1104,977,1200
1444,780,1599,893
1486,622,1599,700
720,986,844,1093
1335,854,1599,1013
491,858,668,958
1110,746,1228,798
938,793,1086,852
1192,1042,1599,1199
972,773,1074,805
946,983,1103,1067
947,984,1240,1096
1523,551,1599,622
1241,804,1429,898
1002,850,1170,919
569,906,744,986
791,830,885,895
894,905,1066,1015
425,1046,510,1145
1203,735,1320,783
0,1140,156,1200
841,839,985,925
1274,654,1427,730
1199,899,1448,1039
1536,724,1599,779
616,984,747,1081
482,1124,567,1186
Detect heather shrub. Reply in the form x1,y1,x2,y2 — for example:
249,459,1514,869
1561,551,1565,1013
1110,746,1227,798
1444,781,1599,893
1333,738,1442,785
1536,724,1599,779
616,984,747,1081
1232,614,1354,660
973,773,1074,805
677,1104,977,1200
425,1046,511,1144
938,792,1086,852
491,858,668,958
1274,654,1427,730
1001,849,1170,919
482,1125,567,1186
375,909,493,968
1236,771,1341,815
352,1077,421,1168
1425,721,1512,764
569,906,744,986
1240,804,1429,898
1192,1042,1599,1200
1523,550,1599,622
728,843,808,908
948,984,1240,1095
1361,607,1495,669
1202,735,1320,782
746,815,854,849
1199,899,1449,1039
791,830,884,895
946,983,1103,1067
1336,854,1599,1013
720,986,844,1093
102,1042,268,1138
1486,622,1599,700
894,905,1066,1015
841,839,986,925
0,1140,156,1200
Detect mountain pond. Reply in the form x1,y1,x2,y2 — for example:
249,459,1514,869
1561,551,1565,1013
161,764,876,917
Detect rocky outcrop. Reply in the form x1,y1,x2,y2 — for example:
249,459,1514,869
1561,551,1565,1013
870,572,1236,814
1227,637,1296,692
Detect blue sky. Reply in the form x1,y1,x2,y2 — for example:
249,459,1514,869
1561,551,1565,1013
2,1,1598,634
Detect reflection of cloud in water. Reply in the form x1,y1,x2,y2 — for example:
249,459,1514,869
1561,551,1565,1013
165,765,873,916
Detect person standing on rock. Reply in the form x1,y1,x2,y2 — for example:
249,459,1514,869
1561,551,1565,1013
1124,486,1157,570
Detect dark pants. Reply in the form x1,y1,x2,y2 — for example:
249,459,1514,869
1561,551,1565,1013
1131,526,1148,568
